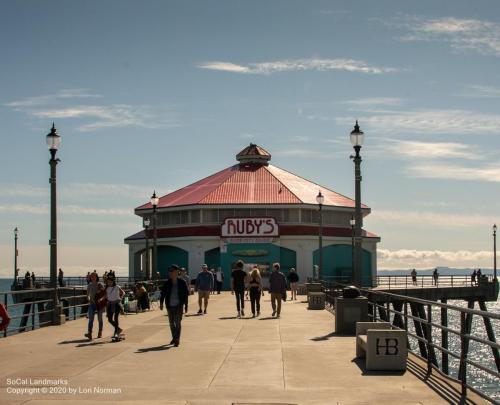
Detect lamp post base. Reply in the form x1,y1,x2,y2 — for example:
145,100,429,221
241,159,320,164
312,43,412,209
51,304,66,326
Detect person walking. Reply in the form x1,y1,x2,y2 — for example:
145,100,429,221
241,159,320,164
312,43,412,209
287,268,299,300
432,268,439,286
85,273,105,340
195,264,214,314
0,303,11,332
411,269,417,286
58,268,64,287
215,268,224,294
105,275,125,339
179,268,190,313
231,260,247,318
477,268,482,285
160,265,189,347
471,269,477,286
248,266,262,317
269,263,287,318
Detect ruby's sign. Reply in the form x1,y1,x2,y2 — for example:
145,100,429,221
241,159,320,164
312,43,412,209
221,217,279,238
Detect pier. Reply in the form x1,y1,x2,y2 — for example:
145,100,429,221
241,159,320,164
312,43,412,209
0,292,490,404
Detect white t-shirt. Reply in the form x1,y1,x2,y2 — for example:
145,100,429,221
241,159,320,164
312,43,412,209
216,271,223,282
106,286,121,302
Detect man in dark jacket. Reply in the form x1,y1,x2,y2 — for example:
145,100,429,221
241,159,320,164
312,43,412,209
160,265,189,347
269,262,287,318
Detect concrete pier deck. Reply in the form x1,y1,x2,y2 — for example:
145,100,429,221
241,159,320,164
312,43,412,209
0,293,486,404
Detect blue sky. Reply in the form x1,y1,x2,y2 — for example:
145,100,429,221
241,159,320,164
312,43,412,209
1,0,499,276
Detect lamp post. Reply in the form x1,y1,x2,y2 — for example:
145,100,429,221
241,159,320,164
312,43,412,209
46,123,61,311
13,227,19,287
350,215,355,284
350,121,364,287
494,224,497,282
143,217,151,281
151,191,159,280
316,190,325,281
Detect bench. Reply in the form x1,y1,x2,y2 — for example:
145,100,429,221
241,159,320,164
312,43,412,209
356,322,407,371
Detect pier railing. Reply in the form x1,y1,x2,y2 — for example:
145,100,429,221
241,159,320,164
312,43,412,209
322,281,500,403
375,274,494,290
1,279,169,338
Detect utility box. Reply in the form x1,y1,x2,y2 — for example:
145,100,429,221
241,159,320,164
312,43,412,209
335,296,368,335
308,292,326,310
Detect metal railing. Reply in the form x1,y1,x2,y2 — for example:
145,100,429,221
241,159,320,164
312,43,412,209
375,274,494,290
1,279,169,337
321,281,500,403
14,275,160,288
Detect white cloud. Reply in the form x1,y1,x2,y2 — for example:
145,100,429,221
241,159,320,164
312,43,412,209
336,108,500,135
32,104,177,131
199,58,399,75
458,84,500,98
0,184,48,197
4,88,102,108
343,97,404,107
370,210,498,228
398,16,500,56
406,162,500,183
5,90,178,132
384,140,480,160
378,248,492,270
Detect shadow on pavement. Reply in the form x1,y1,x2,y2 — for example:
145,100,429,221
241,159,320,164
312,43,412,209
406,358,474,405
259,317,277,320
350,357,405,376
58,339,90,345
185,314,203,317
310,332,337,341
218,316,238,320
135,344,173,353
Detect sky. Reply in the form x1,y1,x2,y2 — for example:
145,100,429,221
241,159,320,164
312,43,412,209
1,0,499,276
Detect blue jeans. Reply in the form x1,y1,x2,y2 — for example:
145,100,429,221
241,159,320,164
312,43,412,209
87,303,103,333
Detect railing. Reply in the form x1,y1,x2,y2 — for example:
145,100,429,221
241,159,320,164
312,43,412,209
375,274,494,290
14,275,159,288
2,279,170,337
321,281,500,404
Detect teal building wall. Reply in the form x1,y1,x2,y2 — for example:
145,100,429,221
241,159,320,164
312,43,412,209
313,244,372,287
157,245,189,278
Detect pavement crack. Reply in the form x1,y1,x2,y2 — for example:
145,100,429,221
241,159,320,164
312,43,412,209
279,322,285,389
208,323,243,388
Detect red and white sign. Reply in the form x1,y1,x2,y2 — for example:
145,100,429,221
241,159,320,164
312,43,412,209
221,217,279,238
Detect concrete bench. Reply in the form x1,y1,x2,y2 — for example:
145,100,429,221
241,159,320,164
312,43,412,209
297,283,307,295
307,292,325,310
356,322,407,371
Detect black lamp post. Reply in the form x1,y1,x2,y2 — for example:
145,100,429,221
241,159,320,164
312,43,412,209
151,191,159,280
350,215,355,283
316,190,325,281
494,224,497,282
46,123,61,311
13,227,19,287
143,217,151,281
350,121,364,287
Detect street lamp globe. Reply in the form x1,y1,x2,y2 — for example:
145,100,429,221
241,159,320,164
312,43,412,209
494,224,497,233
150,191,159,207
349,120,364,147
46,123,61,151
316,190,325,205
350,216,355,227
143,217,151,227
14,227,18,237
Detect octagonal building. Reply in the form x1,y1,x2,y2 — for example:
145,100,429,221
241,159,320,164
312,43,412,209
125,144,380,287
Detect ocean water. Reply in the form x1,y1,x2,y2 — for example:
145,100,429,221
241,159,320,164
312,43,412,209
1,278,499,399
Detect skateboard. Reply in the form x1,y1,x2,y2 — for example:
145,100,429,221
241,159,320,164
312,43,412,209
111,333,125,342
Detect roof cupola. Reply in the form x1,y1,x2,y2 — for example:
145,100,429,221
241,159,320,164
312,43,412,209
236,143,271,165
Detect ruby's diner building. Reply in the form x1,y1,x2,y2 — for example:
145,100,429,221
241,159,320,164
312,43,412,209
125,144,380,288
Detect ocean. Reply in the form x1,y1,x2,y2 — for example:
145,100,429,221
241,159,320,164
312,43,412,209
0,278,498,400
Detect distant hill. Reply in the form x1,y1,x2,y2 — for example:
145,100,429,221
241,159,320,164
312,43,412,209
378,267,494,276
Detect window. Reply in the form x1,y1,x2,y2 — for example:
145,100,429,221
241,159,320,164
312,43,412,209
284,209,300,222
203,209,219,223
301,209,312,223
219,209,235,220
190,209,200,224
267,209,283,222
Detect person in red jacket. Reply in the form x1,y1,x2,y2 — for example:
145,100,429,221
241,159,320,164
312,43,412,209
0,303,11,331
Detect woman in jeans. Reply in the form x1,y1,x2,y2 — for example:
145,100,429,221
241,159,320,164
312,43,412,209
105,275,124,338
248,266,263,317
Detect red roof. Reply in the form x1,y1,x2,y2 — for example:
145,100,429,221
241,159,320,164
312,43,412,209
136,145,368,211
